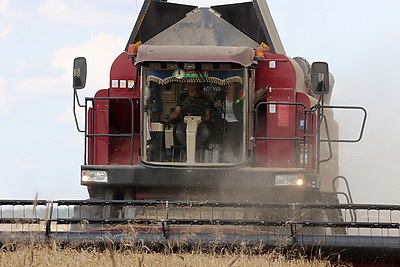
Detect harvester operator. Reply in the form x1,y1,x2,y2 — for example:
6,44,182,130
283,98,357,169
165,82,211,147
213,82,243,158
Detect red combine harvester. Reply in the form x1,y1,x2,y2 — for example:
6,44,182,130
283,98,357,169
6,1,400,264
72,0,365,220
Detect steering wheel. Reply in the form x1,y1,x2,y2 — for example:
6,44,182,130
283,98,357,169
181,104,206,117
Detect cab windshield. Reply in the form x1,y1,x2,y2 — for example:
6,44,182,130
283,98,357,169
142,67,247,165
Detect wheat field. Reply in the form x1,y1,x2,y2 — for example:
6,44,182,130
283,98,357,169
0,243,340,267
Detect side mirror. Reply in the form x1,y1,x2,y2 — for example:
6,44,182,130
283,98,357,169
311,62,329,94
73,57,87,89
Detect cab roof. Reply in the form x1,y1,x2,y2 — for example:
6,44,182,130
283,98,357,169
135,45,255,67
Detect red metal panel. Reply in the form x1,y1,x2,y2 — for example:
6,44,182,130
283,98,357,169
92,89,109,165
107,92,141,166
109,52,140,98
107,52,142,165
109,52,141,133
109,134,140,165
254,53,298,168
254,53,296,92
257,89,296,168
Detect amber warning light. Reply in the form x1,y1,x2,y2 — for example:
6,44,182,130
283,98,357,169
254,47,264,61
128,41,142,58
254,42,270,61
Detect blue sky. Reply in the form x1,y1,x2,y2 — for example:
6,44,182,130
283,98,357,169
1,0,400,204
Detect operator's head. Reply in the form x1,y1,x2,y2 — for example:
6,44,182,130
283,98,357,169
226,82,235,92
226,82,240,93
184,82,197,93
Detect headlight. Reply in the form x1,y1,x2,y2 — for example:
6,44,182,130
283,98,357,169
81,170,108,183
275,174,304,186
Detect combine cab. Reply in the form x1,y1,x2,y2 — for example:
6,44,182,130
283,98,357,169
72,0,366,229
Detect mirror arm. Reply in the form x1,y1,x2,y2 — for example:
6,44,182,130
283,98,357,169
73,89,85,133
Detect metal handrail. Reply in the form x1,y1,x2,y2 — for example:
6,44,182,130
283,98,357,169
254,101,309,142
73,89,86,133
253,101,315,171
318,113,333,163
320,105,367,143
84,97,136,165
332,176,357,221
